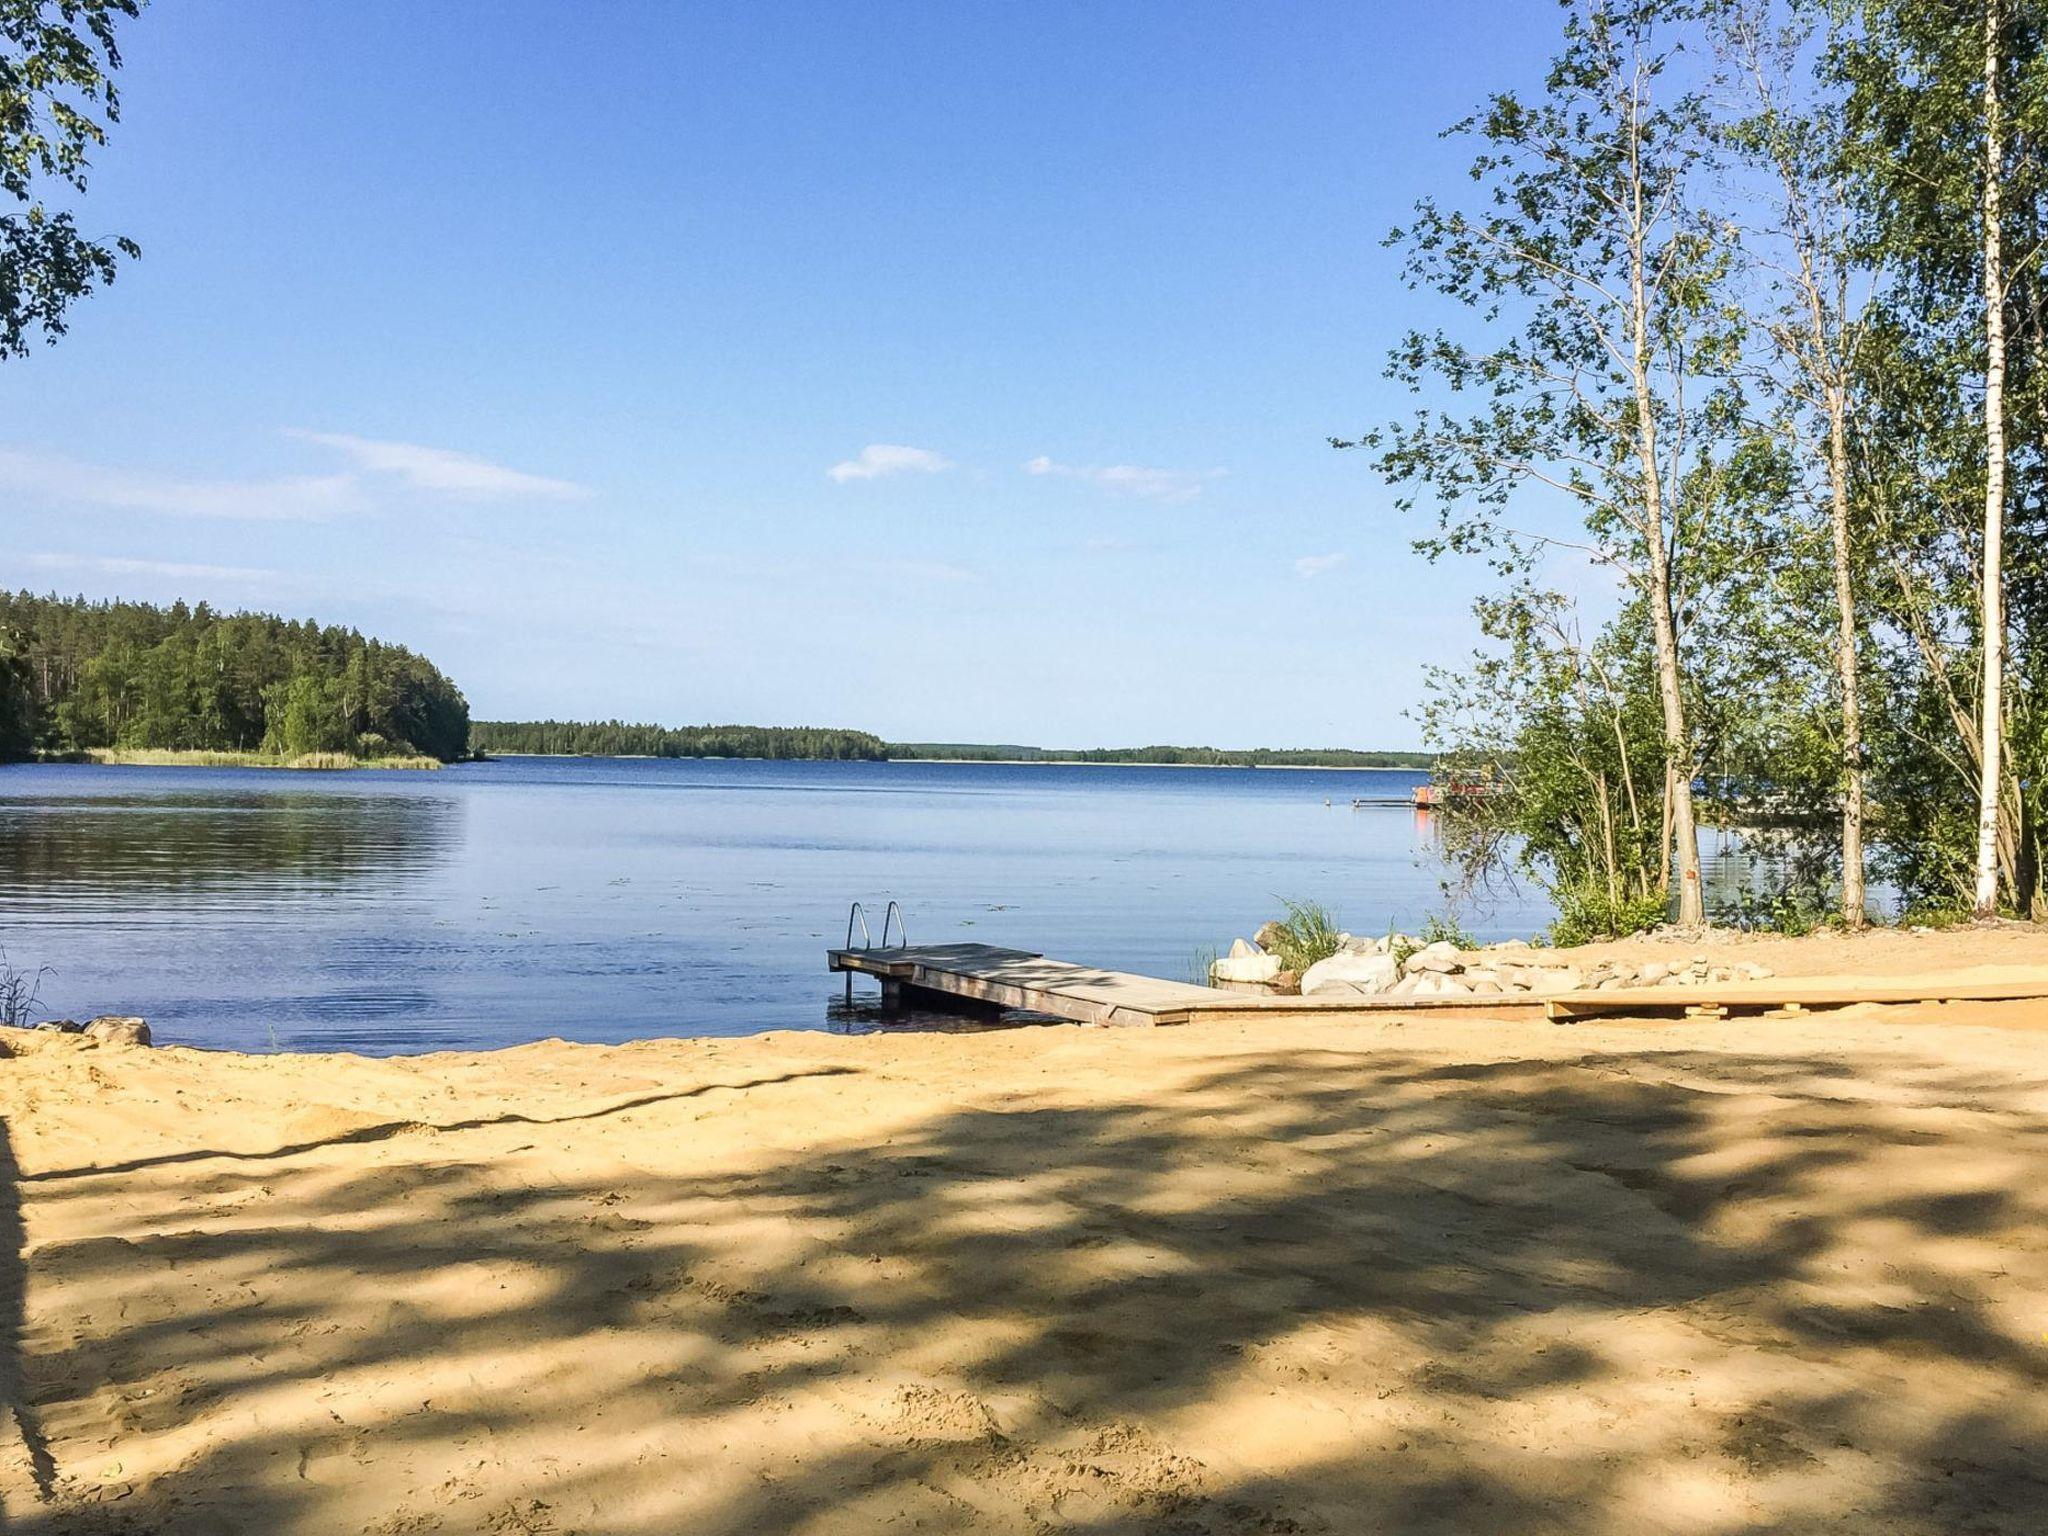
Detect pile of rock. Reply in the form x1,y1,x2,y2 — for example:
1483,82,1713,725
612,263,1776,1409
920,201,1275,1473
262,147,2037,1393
26,1015,152,1045
1211,930,1773,1001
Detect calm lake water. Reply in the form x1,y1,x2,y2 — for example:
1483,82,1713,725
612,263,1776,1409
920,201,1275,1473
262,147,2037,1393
0,756,1560,1053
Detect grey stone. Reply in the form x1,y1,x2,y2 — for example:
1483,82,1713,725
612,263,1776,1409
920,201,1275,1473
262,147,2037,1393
34,1018,83,1033
84,1016,151,1046
1212,951,1281,985
1302,952,1400,997
1403,941,1463,975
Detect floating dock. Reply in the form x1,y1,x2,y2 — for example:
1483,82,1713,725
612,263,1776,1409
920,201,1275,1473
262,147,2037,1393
829,943,2048,1027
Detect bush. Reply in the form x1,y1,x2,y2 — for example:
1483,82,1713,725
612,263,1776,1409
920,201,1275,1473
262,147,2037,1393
1266,898,1342,973
1549,887,1670,948
1418,912,1476,950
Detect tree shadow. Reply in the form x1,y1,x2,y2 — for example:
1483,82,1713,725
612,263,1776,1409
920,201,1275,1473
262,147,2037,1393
3,1041,2045,1533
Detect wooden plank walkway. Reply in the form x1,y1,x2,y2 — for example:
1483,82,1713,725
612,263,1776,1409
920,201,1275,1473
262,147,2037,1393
832,943,2048,1028
1544,976,2048,1021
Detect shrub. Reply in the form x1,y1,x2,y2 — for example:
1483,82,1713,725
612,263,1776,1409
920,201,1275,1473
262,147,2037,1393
1418,912,1476,950
1266,899,1343,973
1550,887,1670,948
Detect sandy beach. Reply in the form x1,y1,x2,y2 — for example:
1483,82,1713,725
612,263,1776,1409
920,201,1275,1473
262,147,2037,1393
2,930,2045,1534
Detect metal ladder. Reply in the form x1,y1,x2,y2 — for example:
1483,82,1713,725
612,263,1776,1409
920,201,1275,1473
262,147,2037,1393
842,900,907,1000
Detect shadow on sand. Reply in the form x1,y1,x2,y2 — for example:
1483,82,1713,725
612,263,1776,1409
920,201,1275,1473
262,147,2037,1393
2,1041,2044,1533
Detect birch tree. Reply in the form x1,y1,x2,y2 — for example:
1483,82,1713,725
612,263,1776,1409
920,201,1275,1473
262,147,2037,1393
1342,0,1737,926
1720,0,1880,925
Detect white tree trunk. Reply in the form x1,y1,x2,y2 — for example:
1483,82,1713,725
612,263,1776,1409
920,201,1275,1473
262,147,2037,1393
1975,0,2008,918
1828,391,1867,928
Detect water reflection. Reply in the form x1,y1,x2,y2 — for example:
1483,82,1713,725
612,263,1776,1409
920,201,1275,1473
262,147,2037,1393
0,791,457,902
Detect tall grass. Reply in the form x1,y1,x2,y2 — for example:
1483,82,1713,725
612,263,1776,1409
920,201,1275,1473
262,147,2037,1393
73,748,442,771
1266,898,1343,973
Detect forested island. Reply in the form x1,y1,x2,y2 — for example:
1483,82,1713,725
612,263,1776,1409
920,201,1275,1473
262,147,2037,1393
0,593,470,765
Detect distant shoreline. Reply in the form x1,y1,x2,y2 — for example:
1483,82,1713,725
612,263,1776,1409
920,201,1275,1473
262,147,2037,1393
478,751,1425,772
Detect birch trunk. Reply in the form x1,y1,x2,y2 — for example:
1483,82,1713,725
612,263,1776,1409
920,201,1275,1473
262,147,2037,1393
1827,390,1868,927
1974,0,2008,918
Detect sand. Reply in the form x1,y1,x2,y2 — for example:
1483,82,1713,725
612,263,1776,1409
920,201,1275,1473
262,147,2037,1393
1,929,2045,1534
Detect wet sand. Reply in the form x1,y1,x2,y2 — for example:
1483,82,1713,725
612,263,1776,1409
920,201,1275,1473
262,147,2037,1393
1,932,2045,1533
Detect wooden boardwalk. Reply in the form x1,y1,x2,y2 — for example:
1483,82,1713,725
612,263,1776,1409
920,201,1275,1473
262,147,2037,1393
831,943,2048,1028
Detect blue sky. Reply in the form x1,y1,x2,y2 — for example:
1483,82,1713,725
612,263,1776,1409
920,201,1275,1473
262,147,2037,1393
3,1,1568,748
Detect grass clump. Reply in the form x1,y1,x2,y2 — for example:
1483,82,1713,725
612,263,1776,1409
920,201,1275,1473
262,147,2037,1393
1266,898,1342,973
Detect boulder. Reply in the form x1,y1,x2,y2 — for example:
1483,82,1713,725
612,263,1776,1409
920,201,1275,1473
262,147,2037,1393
1636,960,1673,986
34,1018,83,1033
1253,921,1290,954
1407,971,1469,997
1520,967,1585,996
1228,937,1258,959
1301,952,1399,997
1403,941,1464,975
1211,950,1281,985
1338,933,1387,956
84,1016,150,1047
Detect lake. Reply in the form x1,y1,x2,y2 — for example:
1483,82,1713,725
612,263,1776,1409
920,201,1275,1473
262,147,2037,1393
0,755,1560,1052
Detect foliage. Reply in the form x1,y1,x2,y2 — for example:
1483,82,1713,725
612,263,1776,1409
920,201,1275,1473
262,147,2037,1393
0,591,470,762
0,623,32,759
474,719,886,761
1417,912,1476,951
1549,887,1671,949
1264,899,1343,974
1341,0,2048,928
0,0,142,357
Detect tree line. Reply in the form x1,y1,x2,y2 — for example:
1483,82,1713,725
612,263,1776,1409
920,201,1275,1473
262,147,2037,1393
472,720,889,760
1339,0,2048,932
0,593,471,762
886,743,1437,768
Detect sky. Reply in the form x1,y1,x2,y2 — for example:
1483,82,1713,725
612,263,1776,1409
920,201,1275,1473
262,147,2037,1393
1,1,1572,749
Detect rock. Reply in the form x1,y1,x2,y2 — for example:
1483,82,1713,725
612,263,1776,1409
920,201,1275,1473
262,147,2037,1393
1228,937,1258,959
1211,951,1281,985
1637,960,1672,986
1521,967,1584,996
1253,921,1290,954
34,1018,84,1033
1736,962,1774,981
1407,971,1468,997
1403,941,1463,975
84,1016,150,1047
1301,952,1399,997
1338,933,1386,956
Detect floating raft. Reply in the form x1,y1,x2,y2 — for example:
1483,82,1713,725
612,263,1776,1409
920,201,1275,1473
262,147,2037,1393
829,944,2048,1027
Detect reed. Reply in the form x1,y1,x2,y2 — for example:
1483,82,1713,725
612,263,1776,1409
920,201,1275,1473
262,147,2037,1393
70,748,443,771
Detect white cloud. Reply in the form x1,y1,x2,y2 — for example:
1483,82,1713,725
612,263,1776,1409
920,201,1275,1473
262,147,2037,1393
827,444,953,483
287,430,592,501
1294,552,1348,579
25,551,282,583
1024,454,1224,505
0,447,357,520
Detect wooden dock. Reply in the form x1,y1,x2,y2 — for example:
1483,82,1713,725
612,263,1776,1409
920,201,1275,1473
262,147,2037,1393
831,943,2048,1028
827,944,1538,1026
